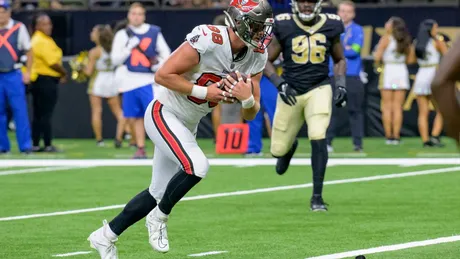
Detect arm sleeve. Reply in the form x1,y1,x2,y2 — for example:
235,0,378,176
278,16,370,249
344,26,363,59
18,23,31,51
155,32,171,66
111,30,131,66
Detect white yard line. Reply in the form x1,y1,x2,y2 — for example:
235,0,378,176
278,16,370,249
416,152,460,158
306,235,460,259
1,166,459,222
52,251,92,257
0,166,94,176
188,251,229,257
0,158,459,167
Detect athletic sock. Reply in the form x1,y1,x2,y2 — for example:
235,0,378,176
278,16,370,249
109,188,157,236
311,139,328,196
158,170,202,215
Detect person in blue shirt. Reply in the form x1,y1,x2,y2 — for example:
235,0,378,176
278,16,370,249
327,0,364,152
0,0,32,154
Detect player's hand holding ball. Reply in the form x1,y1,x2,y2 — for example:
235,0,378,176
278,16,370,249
222,71,255,109
203,80,226,103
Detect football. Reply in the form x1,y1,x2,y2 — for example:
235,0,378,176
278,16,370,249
227,71,248,82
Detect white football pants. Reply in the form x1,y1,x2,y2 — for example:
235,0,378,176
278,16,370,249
144,100,209,202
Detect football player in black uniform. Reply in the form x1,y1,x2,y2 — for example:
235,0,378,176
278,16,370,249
264,0,347,211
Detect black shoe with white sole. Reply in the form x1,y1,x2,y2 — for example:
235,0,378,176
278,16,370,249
310,195,328,211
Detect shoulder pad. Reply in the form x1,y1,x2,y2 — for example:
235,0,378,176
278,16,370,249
324,13,342,23
251,50,268,75
323,13,344,35
185,24,224,54
275,13,292,22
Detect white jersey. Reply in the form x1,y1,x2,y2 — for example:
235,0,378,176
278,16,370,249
383,36,406,64
156,25,267,125
88,48,117,97
417,39,440,67
380,36,409,90
95,49,115,71
414,39,441,95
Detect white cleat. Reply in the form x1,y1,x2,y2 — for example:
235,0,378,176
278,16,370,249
146,207,169,253
87,220,119,259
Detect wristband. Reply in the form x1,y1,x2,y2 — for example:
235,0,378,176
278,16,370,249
241,95,255,109
190,85,208,99
268,73,285,89
335,75,346,88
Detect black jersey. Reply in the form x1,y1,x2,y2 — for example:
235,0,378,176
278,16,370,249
274,13,344,94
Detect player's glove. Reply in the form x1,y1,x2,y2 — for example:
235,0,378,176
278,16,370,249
334,86,347,107
334,75,347,108
278,82,298,106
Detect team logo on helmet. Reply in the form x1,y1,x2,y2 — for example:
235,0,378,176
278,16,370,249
230,0,259,12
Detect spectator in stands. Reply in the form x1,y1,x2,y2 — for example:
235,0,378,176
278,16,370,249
374,17,411,145
30,12,67,152
12,0,66,10
192,0,212,7
327,0,365,152
412,19,447,147
211,0,228,8
0,0,32,154
82,24,126,148
111,2,171,158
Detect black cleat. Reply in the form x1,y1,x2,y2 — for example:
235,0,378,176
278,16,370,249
44,146,63,153
310,196,328,212
423,141,435,148
114,139,122,149
430,136,445,147
21,149,32,155
32,146,43,152
0,150,10,155
275,139,298,175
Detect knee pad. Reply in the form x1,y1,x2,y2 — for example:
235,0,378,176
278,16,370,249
270,142,290,157
192,155,209,178
308,114,330,140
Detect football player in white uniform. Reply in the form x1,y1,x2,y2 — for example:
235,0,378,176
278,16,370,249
87,0,274,258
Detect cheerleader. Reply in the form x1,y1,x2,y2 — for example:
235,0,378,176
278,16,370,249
413,20,448,147
374,17,412,145
83,25,125,147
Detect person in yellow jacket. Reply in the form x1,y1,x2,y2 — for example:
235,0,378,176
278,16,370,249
30,13,67,152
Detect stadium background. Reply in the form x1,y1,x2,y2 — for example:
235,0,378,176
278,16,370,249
9,2,460,139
